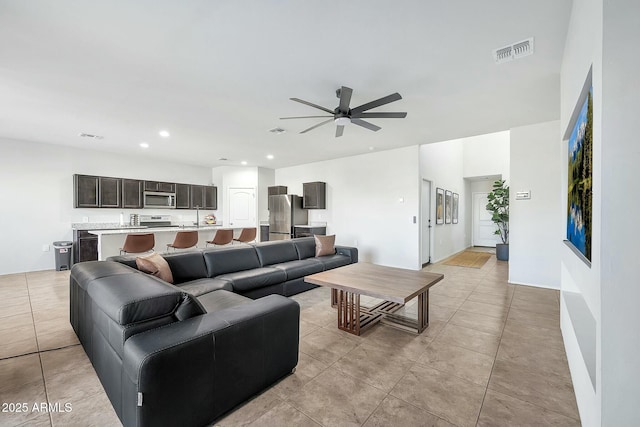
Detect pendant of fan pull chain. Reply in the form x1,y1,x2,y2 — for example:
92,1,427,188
280,86,407,137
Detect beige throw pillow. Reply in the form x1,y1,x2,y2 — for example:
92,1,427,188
136,252,174,284
315,235,336,257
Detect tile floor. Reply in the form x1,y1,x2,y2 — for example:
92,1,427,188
0,252,581,427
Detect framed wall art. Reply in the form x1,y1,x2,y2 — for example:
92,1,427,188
436,188,444,224
452,193,459,224
564,68,593,266
445,190,452,224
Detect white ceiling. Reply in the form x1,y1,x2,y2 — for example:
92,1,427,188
0,1,572,169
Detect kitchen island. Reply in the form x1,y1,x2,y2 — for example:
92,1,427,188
86,225,237,260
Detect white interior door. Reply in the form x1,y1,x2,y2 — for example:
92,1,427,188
228,188,256,228
473,192,498,247
421,179,432,266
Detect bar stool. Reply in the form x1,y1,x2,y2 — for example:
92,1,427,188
206,229,233,247
167,231,198,251
120,233,155,255
233,227,257,244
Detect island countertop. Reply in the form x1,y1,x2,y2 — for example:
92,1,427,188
87,224,225,236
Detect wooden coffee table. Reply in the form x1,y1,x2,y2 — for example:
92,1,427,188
304,262,444,335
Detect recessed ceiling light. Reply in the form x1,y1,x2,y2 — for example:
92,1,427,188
241,161,248,166
158,130,170,138
266,154,274,160
369,146,375,151
140,142,149,148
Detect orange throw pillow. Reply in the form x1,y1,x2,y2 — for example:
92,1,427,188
314,235,336,257
136,252,174,284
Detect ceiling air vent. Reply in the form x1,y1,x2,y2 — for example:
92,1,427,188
269,127,286,134
78,133,104,140
493,37,534,64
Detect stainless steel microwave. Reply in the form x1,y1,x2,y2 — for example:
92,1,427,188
143,191,176,209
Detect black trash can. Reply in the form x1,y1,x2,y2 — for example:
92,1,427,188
53,241,73,271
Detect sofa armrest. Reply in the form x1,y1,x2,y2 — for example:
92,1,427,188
335,245,358,263
121,294,299,427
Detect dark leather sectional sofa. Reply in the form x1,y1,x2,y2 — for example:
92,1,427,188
69,237,358,427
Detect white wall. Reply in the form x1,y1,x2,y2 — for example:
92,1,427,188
0,138,214,275
599,0,640,424
560,0,602,425
509,121,561,289
463,131,511,182
420,131,509,262
560,0,640,424
257,167,274,222
419,140,466,262
276,146,420,270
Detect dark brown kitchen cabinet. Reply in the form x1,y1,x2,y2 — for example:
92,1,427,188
144,181,175,192
204,186,217,210
175,184,190,209
98,177,121,208
74,174,99,208
190,185,204,209
190,185,217,209
73,230,98,264
303,182,326,209
268,186,288,196
121,179,143,208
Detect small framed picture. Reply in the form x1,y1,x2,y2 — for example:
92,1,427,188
452,193,459,224
445,190,452,224
436,188,444,225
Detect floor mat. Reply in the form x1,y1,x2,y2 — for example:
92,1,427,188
443,250,492,268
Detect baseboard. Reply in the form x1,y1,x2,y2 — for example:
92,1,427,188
508,280,560,291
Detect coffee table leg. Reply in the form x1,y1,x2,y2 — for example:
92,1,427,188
417,289,429,334
336,290,361,335
331,288,338,308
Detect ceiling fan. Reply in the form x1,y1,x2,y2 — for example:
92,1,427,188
280,86,407,137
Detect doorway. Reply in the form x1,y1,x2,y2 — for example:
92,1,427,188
472,192,498,247
228,188,256,228
420,179,432,267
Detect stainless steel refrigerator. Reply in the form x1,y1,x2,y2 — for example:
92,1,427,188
268,195,308,240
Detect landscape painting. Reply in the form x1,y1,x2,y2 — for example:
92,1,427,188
445,190,452,224
567,86,593,262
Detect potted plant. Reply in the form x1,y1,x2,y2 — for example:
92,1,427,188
486,179,509,261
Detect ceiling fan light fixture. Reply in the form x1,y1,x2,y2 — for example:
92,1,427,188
334,117,351,126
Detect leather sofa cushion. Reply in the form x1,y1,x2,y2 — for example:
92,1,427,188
197,289,252,312
216,267,286,292
254,241,299,266
316,254,352,269
203,246,261,277
293,237,316,260
71,261,134,291
271,259,325,281
163,251,208,284
88,273,186,325
177,278,233,297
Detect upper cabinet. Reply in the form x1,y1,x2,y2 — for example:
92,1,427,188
99,177,121,208
190,185,217,210
74,174,121,208
73,174,216,210
74,175,99,208
303,181,326,209
175,184,191,209
122,179,143,209
144,181,175,193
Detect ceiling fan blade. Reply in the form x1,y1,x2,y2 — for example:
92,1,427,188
280,115,333,120
300,118,334,134
290,98,335,114
350,93,402,114
351,118,381,132
338,86,353,113
335,125,344,137
351,112,407,119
